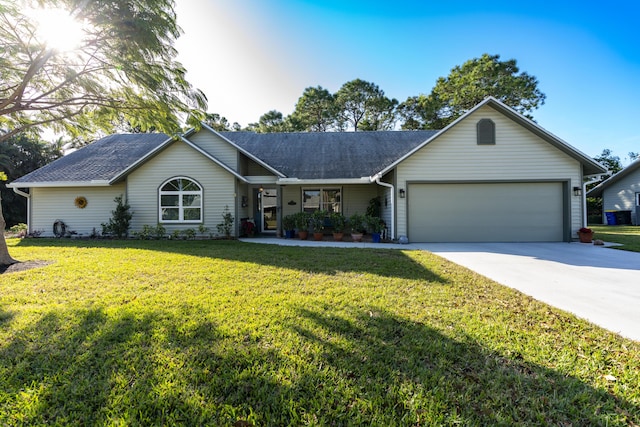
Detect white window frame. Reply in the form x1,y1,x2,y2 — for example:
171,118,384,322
301,187,342,213
159,177,203,223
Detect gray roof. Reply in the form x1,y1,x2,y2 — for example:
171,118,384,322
220,130,438,179
11,133,170,184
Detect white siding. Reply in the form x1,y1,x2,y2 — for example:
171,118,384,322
280,186,301,219
342,185,377,217
187,130,238,170
396,105,583,237
602,169,640,224
127,140,237,236
31,184,126,237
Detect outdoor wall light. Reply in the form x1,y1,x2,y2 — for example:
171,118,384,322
573,186,582,196
399,188,406,198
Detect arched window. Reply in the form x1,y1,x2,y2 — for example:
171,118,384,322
159,177,202,223
477,118,496,145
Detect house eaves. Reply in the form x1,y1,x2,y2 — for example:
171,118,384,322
587,158,640,197
194,124,287,178
108,135,249,184
7,180,110,188
277,177,372,186
376,97,607,177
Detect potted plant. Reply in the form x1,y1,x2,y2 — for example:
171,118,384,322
329,211,346,241
294,211,310,240
240,218,255,237
282,214,296,239
310,210,327,241
365,215,385,243
349,212,365,242
577,227,593,243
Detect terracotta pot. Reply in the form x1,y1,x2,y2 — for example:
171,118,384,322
313,232,324,241
578,231,593,243
298,231,308,240
333,232,344,242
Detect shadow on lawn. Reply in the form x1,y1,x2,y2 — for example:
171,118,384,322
0,304,637,425
13,238,447,282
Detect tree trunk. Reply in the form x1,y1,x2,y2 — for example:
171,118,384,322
0,194,18,265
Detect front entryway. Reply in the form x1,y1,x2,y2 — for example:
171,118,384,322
261,188,278,233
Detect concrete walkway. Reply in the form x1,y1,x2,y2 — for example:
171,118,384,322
241,237,640,341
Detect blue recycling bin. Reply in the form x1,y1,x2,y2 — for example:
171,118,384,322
605,212,617,225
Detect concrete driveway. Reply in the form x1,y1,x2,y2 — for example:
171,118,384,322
420,242,640,342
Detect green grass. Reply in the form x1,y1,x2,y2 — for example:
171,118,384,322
591,225,640,252
1,238,639,426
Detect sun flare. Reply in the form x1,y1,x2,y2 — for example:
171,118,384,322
30,7,86,53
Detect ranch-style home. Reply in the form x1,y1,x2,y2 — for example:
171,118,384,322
8,97,606,242
587,159,640,225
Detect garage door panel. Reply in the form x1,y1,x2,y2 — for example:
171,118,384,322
408,182,564,242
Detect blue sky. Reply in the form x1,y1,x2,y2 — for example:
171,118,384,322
175,0,640,163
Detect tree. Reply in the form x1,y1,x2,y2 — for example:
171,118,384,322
586,149,625,223
203,113,240,132
400,54,546,129
247,110,289,133
290,86,337,132
0,135,63,227
335,79,398,131
593,149,623,179
0,0,207,142
0,0,206,265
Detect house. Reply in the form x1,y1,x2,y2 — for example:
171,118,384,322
587,159,640,225
8,97,606,242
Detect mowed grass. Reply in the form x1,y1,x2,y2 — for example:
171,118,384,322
590,225,640,252
1,238,639,426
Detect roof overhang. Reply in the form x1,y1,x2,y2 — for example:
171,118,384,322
7,180,111,188
276,177,372,186
108,134,250,184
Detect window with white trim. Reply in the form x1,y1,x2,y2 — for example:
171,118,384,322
302,188,341,213
159,177,202,223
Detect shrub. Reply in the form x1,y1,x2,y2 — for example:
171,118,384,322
101,195,132,239
328,212,346,233
216,205,234,238
348,212,366,233
182,228,196,240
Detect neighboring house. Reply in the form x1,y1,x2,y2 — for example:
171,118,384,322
8,97,606,242
587,159,640,225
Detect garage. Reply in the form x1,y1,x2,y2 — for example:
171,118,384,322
407,182,567,242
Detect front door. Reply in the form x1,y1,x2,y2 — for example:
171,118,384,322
261,188,278,233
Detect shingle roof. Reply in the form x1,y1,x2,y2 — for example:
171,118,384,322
11,133,170,184
220,130,438,179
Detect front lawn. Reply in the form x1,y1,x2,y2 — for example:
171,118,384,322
1,238,639,425
590,225,640,252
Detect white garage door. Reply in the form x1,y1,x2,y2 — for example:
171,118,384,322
408,182,565,242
